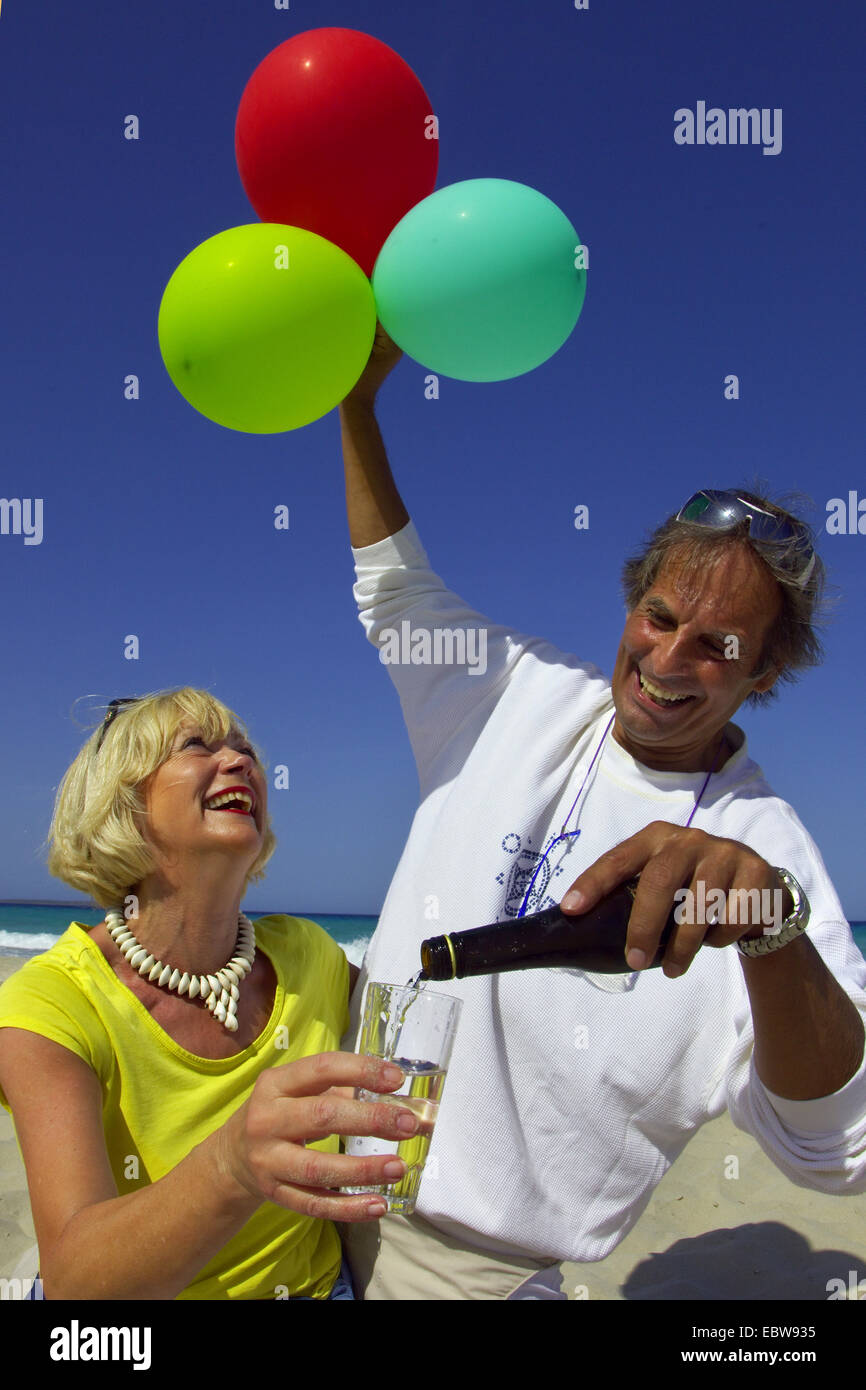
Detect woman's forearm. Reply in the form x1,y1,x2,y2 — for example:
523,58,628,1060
45,1127,261,1301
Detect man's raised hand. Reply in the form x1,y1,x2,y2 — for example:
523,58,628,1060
342,321,403,407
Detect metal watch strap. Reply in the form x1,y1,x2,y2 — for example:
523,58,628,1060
736,868,810,957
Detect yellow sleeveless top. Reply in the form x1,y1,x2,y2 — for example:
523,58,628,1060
0,915,349,1299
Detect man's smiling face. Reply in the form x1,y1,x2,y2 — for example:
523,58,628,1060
610,543,782,772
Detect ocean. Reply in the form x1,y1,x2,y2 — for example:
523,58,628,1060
2,902,865,965
0,904,376,967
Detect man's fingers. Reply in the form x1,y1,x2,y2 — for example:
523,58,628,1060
629,857,766,976
372,321,401,355
561,844,647,914
652,915,711,977
560,824,787,978
560,823,680,914
623,850,699,970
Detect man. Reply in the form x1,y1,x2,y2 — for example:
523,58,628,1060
337,327,866,1300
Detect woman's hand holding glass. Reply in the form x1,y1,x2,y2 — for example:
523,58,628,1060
217,1051,419,1220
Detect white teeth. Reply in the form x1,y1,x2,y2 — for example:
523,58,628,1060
204,790,253,812
639,673,691,704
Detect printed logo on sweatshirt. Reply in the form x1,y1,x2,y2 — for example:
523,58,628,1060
496,831,568,917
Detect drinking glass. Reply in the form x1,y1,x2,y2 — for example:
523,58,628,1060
343,981,462,1215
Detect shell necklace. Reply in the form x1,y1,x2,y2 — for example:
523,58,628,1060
104,910,256,1033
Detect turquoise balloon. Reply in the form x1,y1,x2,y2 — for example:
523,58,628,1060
372,179,586,382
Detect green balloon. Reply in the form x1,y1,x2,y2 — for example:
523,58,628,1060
158,223,376,432
372,179,586,383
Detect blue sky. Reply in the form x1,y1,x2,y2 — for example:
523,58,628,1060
1,0,864,916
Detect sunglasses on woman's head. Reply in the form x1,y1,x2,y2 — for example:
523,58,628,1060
95,697,140,753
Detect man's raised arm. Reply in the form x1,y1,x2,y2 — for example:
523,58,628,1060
339,323,409,548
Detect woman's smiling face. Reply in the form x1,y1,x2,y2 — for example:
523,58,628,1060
139,723,267,874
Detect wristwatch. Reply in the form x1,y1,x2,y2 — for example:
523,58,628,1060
736,868,810,957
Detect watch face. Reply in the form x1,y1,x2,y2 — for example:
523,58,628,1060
775,869,809,929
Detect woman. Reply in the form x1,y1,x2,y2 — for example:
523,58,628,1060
0,688,417,1299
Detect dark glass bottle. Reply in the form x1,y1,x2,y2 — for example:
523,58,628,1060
419,877,677,980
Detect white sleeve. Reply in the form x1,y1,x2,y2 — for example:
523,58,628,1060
761,1048,866,1133
352,521,602,789
710,923,866,1193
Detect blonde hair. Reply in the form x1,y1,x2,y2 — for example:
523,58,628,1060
47,688,276,908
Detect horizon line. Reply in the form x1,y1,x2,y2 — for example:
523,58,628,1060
0,900,379,918
1,901,865,927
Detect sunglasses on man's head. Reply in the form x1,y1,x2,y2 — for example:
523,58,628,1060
675,490,816,587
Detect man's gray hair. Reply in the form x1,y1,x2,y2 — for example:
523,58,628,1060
620,487,831,707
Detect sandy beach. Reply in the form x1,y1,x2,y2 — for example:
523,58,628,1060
1,951,864,1301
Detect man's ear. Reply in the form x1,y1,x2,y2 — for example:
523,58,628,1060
751,665,779,694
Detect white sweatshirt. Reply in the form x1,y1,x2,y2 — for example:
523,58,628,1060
349,521,866,1262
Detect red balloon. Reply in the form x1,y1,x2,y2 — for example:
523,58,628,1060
235,29,439,277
